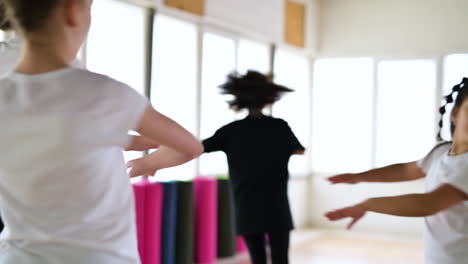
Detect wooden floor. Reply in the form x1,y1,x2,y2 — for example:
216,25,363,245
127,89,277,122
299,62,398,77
219,230,424,264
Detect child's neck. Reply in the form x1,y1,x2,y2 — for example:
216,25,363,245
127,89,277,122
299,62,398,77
248,108,264,118
449,137,468,156
15,38,73,75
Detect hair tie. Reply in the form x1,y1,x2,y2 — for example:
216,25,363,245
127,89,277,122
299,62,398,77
445,94,453,103
439,107,446,115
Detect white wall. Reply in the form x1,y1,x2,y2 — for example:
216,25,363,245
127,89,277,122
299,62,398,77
308,175,425,237
152,0,318,51
289,178,310,228
318,0,468,57
205,0,284,43
304,0,468,238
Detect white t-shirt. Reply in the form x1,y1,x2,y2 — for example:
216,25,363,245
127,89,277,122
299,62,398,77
0,67,148,263
0,37,82,77
0,36,21,77
417,142,468,264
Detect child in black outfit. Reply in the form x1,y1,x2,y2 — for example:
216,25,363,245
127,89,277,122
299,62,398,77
203,71,305,264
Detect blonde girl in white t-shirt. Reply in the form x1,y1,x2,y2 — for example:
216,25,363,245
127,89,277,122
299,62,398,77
325,78,468,264
0,0,203,263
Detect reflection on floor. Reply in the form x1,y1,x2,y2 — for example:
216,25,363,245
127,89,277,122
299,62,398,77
218,230,423,264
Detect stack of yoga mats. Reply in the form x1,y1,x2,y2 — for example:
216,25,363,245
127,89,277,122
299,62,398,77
133,180,147,260
217,178,236,258
161,182,178,264
133,179,164,264
133,176,244,264
175,181,194,264
194,177,218,264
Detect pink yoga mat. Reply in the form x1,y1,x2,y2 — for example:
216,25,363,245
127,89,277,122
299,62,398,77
194,177,218,264
133,179,164,264
133,180,148,261
236,236,248,253
145,181,163,264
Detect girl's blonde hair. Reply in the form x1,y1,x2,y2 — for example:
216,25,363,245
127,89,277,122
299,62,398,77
3,0,60,33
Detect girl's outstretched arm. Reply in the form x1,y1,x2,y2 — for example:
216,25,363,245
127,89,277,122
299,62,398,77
127,106,204,178
125,135,160,151
327,162,425,184
324,184,468,229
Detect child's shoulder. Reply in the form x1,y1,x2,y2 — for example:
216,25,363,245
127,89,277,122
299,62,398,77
265,116,291,128
431,141,452,154
71,69,137,95
421,141,452,163
72,69,126,87
269,116,288,123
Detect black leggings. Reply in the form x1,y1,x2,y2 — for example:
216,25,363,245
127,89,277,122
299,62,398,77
243,231,290,264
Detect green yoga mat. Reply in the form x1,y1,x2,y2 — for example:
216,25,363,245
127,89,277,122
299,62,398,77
217,178,236,258
175,181,194,264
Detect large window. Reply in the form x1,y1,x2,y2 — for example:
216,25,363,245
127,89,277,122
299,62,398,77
150,15,198,180
199,32,237,176
235,39,271,119
237,39,270,74
86,0,147,162
86,0,146,94
273,49,311,175
441,54,468,141
311,58,374,173
376,60,437,166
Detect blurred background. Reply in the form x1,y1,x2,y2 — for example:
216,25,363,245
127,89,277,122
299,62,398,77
3,0,467,262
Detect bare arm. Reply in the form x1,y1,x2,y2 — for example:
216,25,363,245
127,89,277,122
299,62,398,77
325,184,468,229
125,135,160,151
127,106,204,177
293,149,306,155
328,162,425,184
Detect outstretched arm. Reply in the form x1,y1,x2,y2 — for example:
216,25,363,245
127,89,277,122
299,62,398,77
127,106,203,178
325,184,468,229
328,162,425,184
125,135,160,151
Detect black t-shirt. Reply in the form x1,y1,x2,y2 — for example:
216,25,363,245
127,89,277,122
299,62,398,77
203,115,305,234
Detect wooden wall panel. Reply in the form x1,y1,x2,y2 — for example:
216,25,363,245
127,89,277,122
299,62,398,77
164,0,205,16
285,0,306,47
183,0,205,16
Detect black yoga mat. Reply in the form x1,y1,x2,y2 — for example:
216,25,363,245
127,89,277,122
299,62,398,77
175,181,194,264
217,178,236,258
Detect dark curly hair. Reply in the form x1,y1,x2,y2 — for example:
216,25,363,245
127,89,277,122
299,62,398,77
438,77,468,141
219,70,294,111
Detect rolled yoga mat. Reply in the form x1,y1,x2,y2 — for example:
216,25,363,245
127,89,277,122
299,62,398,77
216,179,236,258
194,177,218,264
133,180,148,261
161,182,178,264
145,181,164,264
175,181,194,264
236,236,248,254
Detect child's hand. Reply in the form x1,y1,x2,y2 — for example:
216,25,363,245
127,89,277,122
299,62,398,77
327,174,360,184
127,157,157,178
324,205,367,230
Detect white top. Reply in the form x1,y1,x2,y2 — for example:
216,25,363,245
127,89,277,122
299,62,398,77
0,37,83,77
417,143,468,264
0,36,21,77
0,67,148,264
